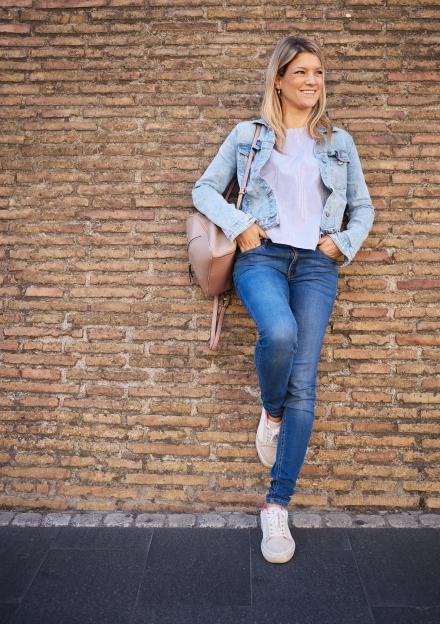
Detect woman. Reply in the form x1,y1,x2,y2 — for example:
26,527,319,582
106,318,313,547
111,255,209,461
192,35,375,564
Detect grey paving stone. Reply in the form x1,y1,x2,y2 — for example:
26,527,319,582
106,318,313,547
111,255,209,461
196,513,227,528
167,513,196,528
349,528,440,607
103,512,134,527
372,605,440,624
289,512,323,528
131,605,255,624
131,528,250,621
9,546,146,624
135,513,167,528
11,513,42,527
352,513,387,528
226,513,258,528
291,527,352,552
0,603,17,622
0,511,15,526
41,513,72,527
386,512,420,528
0,527,60,602
420,513,440,529
52,526,152,550
70,512,106,527
323,512,353,528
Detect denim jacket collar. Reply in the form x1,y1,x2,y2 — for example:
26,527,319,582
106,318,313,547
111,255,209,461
249,116,340,134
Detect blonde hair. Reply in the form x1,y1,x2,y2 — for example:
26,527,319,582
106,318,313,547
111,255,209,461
260,35,333,151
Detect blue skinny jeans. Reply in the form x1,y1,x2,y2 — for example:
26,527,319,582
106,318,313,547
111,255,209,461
232,238,339,509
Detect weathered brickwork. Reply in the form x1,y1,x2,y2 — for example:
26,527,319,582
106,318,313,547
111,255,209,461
0,1,439,513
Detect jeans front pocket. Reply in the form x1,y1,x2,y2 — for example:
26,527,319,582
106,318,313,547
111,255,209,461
237,237,270,256
316,245,337,263
238,242,264,255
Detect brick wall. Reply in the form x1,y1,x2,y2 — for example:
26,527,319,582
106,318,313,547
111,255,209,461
0,1,438,513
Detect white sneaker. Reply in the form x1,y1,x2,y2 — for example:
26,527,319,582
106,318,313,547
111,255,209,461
256,406,281,468
260,503,296,564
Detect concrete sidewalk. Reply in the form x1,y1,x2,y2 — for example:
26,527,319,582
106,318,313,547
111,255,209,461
0,511,439,624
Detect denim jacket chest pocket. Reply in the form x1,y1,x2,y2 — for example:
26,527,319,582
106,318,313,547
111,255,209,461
237,140,262,174
326,148,351,190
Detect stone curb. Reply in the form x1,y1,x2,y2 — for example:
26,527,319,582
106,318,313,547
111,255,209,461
0,510,439,529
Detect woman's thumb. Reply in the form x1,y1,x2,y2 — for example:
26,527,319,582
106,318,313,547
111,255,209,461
258,225,269,238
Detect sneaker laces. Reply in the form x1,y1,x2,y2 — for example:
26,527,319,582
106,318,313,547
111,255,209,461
266,506,290,539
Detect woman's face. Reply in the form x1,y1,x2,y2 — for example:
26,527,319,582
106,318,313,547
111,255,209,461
275,51,324,113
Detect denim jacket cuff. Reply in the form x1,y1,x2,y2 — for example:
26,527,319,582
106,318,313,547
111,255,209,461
328,232,353,268
227,214,257,242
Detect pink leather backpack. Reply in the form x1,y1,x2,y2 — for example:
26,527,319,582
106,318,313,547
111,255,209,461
187,123,262,350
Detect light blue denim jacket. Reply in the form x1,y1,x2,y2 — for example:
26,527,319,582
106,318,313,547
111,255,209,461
192,116,375,268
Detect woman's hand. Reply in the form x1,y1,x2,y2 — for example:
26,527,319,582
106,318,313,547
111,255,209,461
236,223,269,252
317,235,344,260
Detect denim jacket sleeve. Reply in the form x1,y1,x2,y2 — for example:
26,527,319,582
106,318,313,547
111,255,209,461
191,124,257,241
328,135,375,268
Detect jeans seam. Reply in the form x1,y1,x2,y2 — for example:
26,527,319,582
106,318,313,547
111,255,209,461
255,338,262,401
270,409,287,505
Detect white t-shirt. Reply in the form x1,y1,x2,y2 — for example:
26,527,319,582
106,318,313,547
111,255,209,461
260,127,331,249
